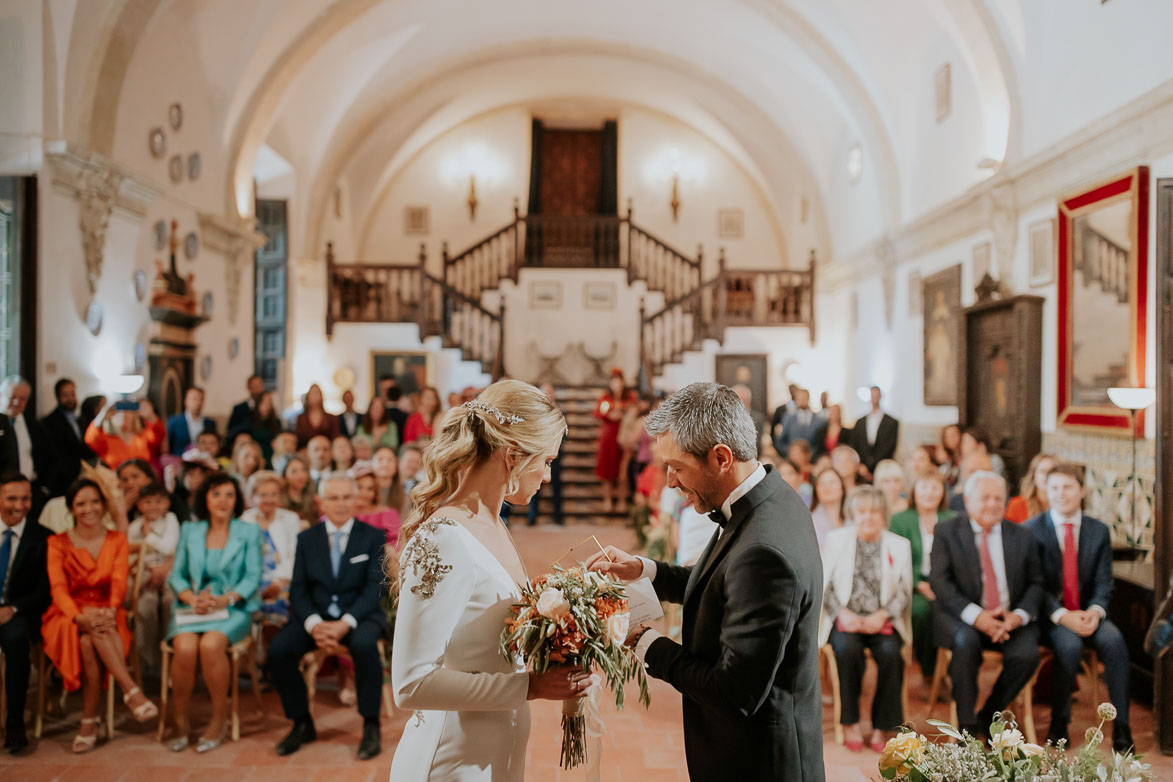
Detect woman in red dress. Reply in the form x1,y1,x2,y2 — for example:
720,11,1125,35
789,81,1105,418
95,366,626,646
403,386,443,444
42,479,158,752
594,369,637,513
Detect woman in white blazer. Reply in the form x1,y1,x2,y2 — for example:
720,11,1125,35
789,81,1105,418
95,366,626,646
819,486,913,753
240,471,302,627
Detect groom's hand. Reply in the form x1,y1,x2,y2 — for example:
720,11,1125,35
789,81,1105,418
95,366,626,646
585,546,644,583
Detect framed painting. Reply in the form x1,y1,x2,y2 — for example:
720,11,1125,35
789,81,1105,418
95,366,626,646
1056,167,1149,435
583,282,617,311
908,269,922,317
371,350,432,399
530,281,561,309
718,209,744,238
922,264,962,406
715,354,768,420
1029,218,1055,287
404,205,430,235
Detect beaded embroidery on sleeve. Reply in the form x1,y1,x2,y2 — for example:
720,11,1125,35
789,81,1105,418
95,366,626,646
401,516,457,599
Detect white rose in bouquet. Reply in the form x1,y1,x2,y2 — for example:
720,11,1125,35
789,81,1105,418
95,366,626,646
606,612,630,647
990,728,1024,755
537,587,571,620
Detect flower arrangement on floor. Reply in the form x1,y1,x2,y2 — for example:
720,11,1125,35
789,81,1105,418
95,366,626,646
878,704,1151,782
500,566,651,769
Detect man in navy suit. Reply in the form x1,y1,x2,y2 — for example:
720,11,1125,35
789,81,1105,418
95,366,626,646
268,474,386,761
773,387,820,456
226,375,265,440
40,378,95,496
1025,462,1131,751
0,473,51,752
166,387,216,455
931,471,1043,739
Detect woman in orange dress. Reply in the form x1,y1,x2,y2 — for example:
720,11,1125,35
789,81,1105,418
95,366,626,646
593,369,638,514
84,401,165,471
1005,452,1056,523
41,478,158,752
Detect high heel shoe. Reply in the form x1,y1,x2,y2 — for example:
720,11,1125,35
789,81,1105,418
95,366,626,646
72,717,102,754
196,722,229,753
122,686,159,722
167,722,190,752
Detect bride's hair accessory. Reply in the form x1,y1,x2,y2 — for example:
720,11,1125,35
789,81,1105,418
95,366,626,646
463,400,525,425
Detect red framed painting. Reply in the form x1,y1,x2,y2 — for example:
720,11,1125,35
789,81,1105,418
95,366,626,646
1056,167,1148,435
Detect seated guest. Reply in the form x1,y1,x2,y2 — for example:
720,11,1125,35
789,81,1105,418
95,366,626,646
777,458,812,507
350,462,401,546
250,391,283,466
830,444,861,491
874,459,908,514
165,473,262,752
270,430,299,476
40,462,128,535
227,375,265,440
116,458,158,525
332,435,355,472
960,427,1006,480
166,387,216,456
906,444,937,477
350,433,374,463
42,479,158,753
404,386,443,444
305,436,333,488
810,467,847,548
196,431,229,470
282,455,318,525
787,439,813,482
126,482,180,674
168,450,219,523
0,472,51,753
242,471,301,634
294,384,339,449
930,471,1042,738
1,376,53,516
820,486,912,753
372,445,406,514
1025,463,1132,751
357,396,400,452
947,451,993,515
85,400,165,471
811,404,847,460
889,470,953,679
1006,452,1056,524
41,377,96,496
268,474,387,760
398,443,424,496
229,439,263,491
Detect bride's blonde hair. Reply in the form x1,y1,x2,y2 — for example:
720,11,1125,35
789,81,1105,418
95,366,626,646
387,380,565,579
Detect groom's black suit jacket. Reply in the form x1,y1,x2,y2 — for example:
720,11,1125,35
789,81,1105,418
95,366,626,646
644,466,826,781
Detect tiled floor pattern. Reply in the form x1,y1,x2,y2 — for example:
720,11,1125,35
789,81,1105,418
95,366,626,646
2,521,1169,781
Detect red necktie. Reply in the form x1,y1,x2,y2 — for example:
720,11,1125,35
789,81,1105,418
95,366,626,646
980,529,1002,610
1062,522,1080,611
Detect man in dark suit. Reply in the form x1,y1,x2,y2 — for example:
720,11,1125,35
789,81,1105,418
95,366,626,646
385,386,409,446
1,377,54,518
226,374,265,440
166,387,216,455
335,390,361,439
931,470,1043,738
1025,462,1131,751
268,473,386,761
774,387,820,456
0,472,51,752
848,386,898,478
589,382,825,782
40,378,94,496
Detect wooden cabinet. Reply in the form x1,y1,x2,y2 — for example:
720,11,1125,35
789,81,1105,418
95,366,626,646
957,295,1044,489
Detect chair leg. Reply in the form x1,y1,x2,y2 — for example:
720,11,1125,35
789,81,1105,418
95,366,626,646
230,652,241,742
106,671,115,739
927,648,950,720
34,649,45,738
0,649,7,743
900,647,911,726
1086,651,1101,707
822,647,844,746
248,651,265,719
302,658,321,721
156,645,170,742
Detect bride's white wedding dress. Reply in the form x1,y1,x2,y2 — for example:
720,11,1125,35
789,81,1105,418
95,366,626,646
389,516,531,782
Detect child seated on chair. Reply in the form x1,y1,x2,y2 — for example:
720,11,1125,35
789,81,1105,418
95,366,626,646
126,482,180,674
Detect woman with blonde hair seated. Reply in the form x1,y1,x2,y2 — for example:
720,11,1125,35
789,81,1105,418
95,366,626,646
820,486,912,753
873,459,908,514
1005,452,1056,523
388,380,590,780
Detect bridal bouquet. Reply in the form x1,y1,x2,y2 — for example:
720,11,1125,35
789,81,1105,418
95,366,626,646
500,566,651,769
878,704,1151,782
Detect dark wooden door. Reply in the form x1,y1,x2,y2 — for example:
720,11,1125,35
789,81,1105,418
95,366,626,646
1155,177,1173,752
254,200,287,390
537,130,603,265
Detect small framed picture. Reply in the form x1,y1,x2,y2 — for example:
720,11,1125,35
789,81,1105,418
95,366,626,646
935,63,951,122
717,209,744,239
584,282,617,311
530,281,561,309
404,206,430,235
972,241,991,282
1029,218,1055,287
908,270,922,317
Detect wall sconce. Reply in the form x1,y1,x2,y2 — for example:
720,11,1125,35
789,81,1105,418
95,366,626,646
467,175,478,221
670,174,681,222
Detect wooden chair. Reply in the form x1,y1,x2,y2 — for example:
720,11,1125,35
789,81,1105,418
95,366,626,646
1035,647,1103,706
820,643,912,746
156,634,264,742
125,541,153,688
33,651,116,739
926,647,1046,743
298,639,395,719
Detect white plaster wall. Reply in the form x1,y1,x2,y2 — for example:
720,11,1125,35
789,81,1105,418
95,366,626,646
0,0,43,174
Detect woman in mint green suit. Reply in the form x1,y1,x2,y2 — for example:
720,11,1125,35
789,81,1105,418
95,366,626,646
165,473,262,753
888,470,955,679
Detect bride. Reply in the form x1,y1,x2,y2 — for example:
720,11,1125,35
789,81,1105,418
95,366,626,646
388,380,590,781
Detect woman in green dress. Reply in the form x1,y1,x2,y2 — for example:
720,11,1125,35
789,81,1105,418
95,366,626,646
888,469,954,681
165,472,262,753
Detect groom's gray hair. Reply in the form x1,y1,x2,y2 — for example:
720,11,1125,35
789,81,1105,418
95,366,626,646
644,382,757,462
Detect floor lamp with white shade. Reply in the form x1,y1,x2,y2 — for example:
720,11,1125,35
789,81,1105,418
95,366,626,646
1108,387,1157,546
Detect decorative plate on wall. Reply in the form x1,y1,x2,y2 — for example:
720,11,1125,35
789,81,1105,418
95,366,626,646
187,152,201,181
228,338,239,360
153,220,167,250
85,302,103,336
134,341,147,373
184,232,199,259
149,127,166,158
133,269,149,302
169,103,183,131
333,365,357,391
168,155,183,183
202,290,213,316
200,354,212,381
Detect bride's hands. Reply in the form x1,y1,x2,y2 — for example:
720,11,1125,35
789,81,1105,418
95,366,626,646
526,668,592,701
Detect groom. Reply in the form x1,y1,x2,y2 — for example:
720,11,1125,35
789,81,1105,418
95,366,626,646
587,382,824,781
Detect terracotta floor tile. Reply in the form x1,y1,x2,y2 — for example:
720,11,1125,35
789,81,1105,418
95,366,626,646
0,763,72,782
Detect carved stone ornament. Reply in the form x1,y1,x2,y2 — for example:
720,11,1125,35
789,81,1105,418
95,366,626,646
78,167,122,294
197,211,266,325
874,235,897,330
981,183,1018,285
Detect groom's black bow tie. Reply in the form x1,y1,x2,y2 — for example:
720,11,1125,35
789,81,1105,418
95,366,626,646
708,509,726,527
